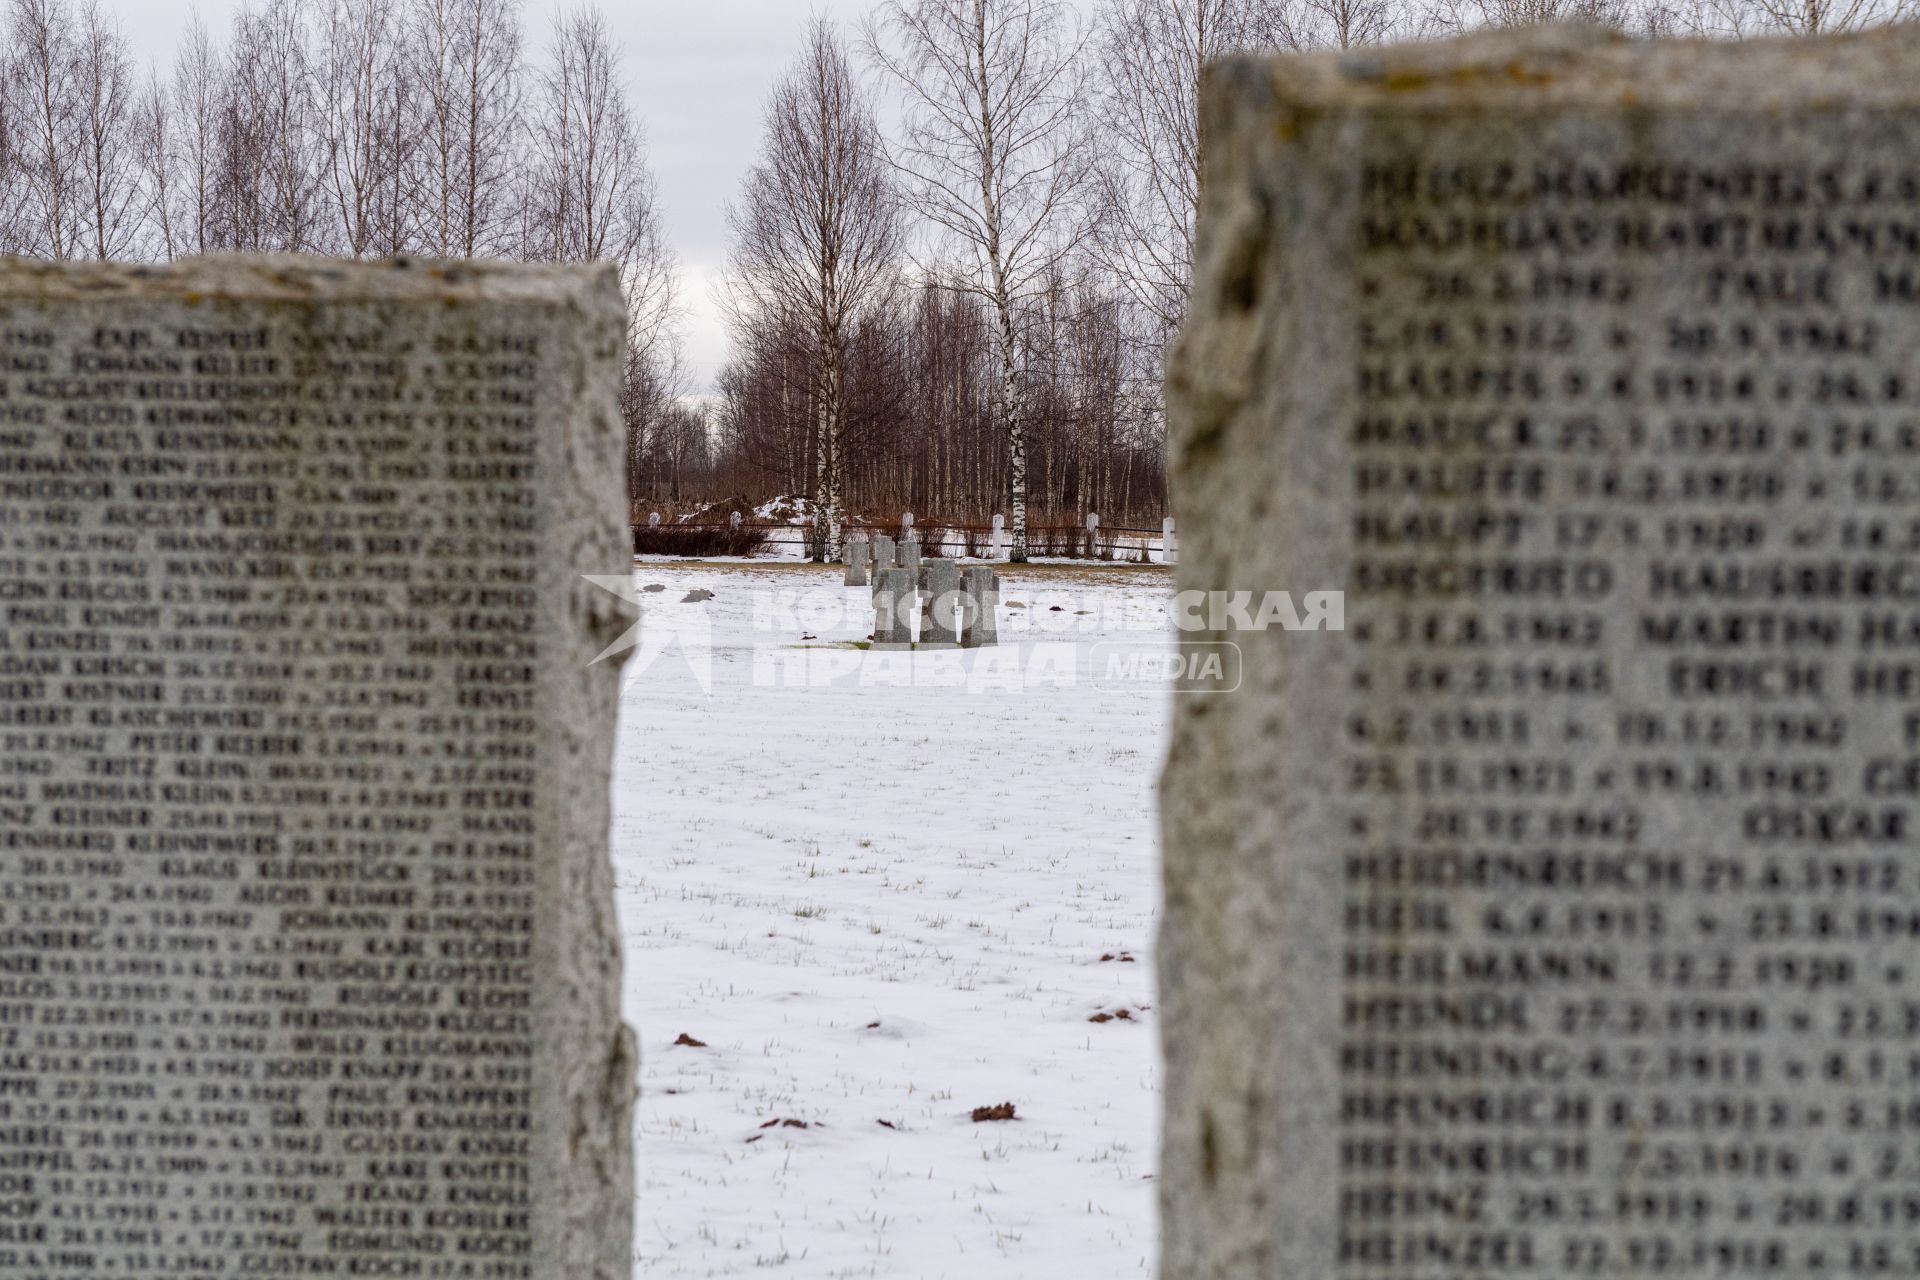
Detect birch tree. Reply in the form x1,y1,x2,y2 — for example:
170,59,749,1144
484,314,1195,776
159,16,224,256
222,0,323,251
73,0,139,259
9,0,82,258
317,0,413,256
1287,0,1403,48
0,43,24,257
528,10,675,342
1691,0,1903,34
865,0,1092,562
135,71,175,258
410,0,523,257
725,19,901,560
528,7,680,518
1091,0,1282,342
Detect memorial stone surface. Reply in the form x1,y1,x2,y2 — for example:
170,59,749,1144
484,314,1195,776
918,559,961,649
871,568,913,649
1161,26,1920,1280
871,534,896,574
960,568,999,649
843,539,870,587
0,256,636,1280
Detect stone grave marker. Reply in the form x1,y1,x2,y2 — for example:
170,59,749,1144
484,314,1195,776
870,568,914,649
899,533,921,574
0,256,635,1280
872,533,896,573
959,568,999,649
918,559,962,648
1161,25,1920,1280
843,537,870,587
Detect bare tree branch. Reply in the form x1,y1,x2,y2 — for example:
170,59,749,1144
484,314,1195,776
864,0,1095,560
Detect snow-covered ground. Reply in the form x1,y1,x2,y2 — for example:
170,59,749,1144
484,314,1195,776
611,561,1175,1278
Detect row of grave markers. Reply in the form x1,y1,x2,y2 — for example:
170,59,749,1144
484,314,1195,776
844,533,1000,649
643,508,1178,563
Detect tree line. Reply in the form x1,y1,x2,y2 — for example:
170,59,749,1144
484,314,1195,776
0,0,680,471
1,0,1899,562
701,0,1905,562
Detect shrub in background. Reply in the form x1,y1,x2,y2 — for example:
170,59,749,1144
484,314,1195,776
632,525,772,557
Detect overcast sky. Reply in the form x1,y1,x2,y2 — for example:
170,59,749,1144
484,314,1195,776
128,1,887,394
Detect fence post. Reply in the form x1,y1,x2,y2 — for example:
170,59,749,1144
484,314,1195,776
1085,511,1100,559
990,513,1005,560
1163,516,1177,565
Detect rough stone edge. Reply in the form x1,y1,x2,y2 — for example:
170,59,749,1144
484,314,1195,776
1160,21,1920,1279
0,252,608,303
1216,21,1920,114
1160,46,1302,1280
536,265,638,1280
